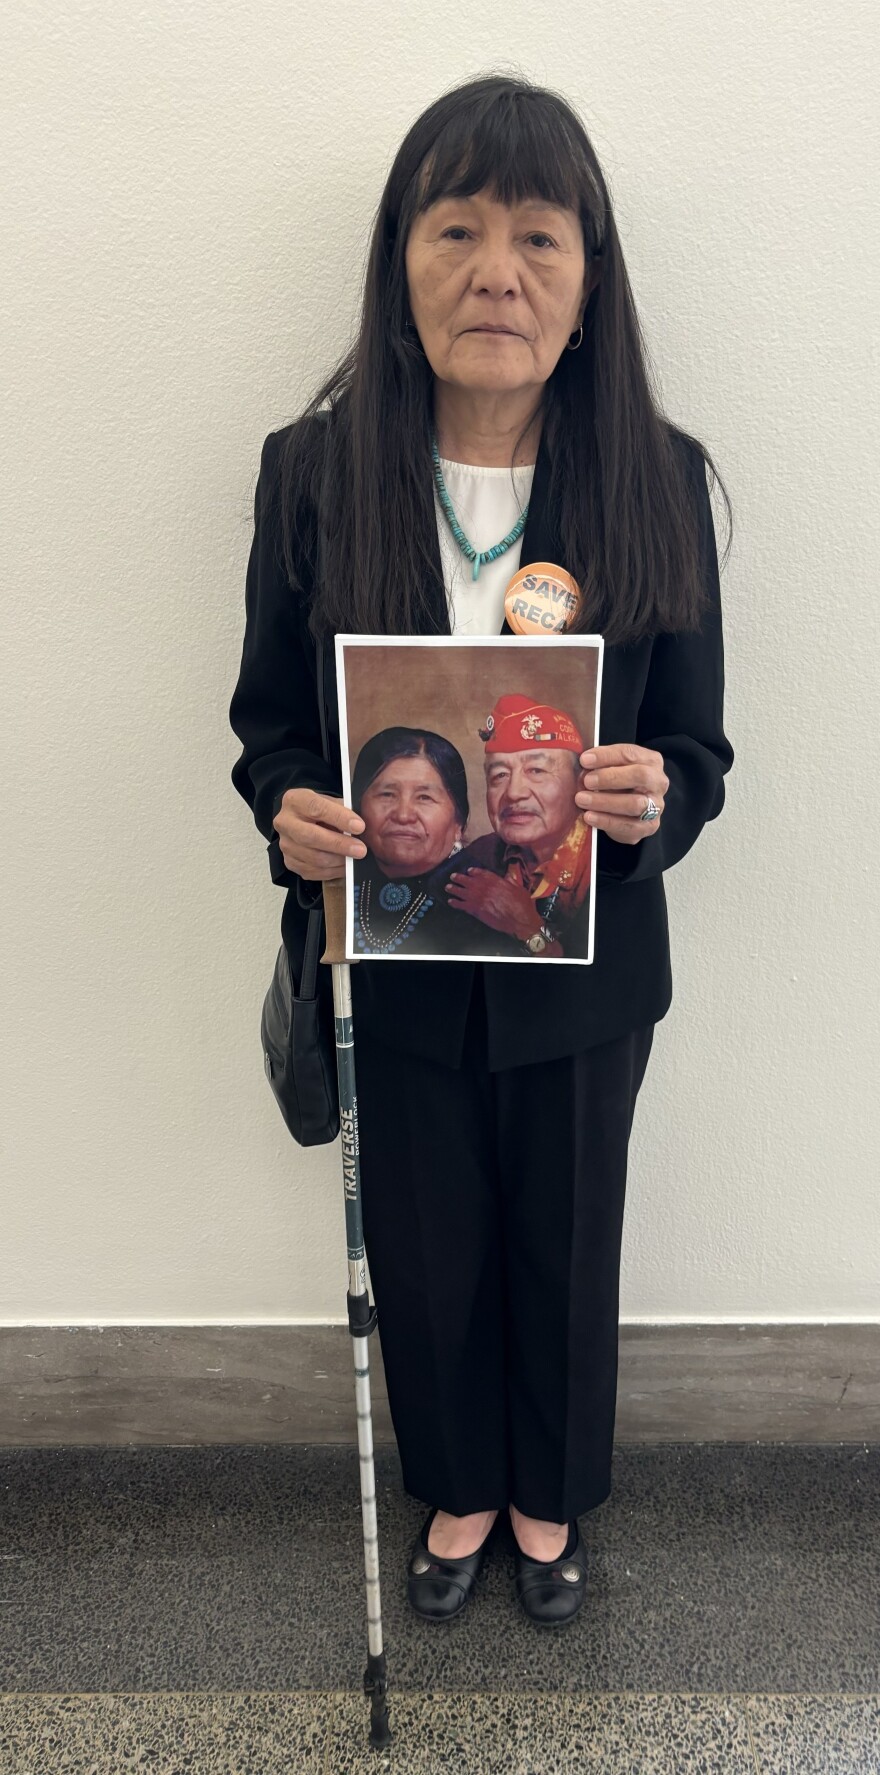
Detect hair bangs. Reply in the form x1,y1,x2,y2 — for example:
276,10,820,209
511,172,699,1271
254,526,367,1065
415,90,604,252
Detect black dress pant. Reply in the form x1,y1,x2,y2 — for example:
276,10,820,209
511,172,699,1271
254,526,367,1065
355,966,655,1523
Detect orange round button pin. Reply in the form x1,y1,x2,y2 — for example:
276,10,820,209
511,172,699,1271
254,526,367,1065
504,562,582,634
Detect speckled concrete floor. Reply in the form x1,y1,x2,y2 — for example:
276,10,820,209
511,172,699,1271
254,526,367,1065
1,1444,878,1770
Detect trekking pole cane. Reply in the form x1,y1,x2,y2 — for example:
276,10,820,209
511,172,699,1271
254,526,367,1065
321,876,392,1752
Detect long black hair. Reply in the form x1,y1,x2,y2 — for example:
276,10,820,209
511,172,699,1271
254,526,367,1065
352,728,469,830
273,73,732,645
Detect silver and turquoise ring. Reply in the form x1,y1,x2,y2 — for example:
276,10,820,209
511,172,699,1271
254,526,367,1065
640,797,661,823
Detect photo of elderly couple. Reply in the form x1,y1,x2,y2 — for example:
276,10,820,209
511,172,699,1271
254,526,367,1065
336,635,603,964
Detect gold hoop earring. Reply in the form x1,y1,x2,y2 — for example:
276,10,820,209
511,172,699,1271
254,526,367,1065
566,324,584,351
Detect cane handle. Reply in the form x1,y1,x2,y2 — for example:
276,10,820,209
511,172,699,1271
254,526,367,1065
321,877,349,965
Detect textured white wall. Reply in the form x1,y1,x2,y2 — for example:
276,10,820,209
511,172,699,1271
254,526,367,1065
2,1,878,1326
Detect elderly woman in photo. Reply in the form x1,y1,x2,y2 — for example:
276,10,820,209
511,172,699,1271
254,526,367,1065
230,74,734,1628
351,726,483,956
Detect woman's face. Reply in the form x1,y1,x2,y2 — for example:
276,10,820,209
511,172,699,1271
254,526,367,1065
404,186,595,398
359,754,462,879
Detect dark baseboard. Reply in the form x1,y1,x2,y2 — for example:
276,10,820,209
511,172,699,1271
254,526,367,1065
0,1323,876,1447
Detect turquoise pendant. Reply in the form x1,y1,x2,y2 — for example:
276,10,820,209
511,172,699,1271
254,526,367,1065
379,880,412,912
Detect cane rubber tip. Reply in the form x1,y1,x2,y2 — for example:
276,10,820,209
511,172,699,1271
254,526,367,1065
368,1714,392,1750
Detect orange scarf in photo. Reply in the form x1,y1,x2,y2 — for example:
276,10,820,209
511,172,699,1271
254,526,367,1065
503,815,593,917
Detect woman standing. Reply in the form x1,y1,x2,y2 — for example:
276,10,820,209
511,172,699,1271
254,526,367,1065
229,74,734,1626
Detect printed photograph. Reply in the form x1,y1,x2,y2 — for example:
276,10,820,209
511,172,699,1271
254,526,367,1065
335,635,604,965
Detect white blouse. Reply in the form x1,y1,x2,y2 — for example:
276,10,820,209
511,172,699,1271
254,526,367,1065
434,455,536,636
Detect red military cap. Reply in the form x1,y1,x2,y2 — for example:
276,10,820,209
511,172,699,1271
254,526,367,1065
478,691,584,753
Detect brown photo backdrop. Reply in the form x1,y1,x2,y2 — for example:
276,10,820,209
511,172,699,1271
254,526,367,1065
340,640,600,847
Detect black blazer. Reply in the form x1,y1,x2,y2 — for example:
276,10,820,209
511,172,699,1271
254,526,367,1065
229,414,734,1070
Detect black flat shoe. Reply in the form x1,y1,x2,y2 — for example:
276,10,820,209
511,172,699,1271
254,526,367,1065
513,1518,588,1626
407,1507,498,1621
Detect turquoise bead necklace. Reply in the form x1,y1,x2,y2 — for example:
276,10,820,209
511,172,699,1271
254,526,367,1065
431,432,530,582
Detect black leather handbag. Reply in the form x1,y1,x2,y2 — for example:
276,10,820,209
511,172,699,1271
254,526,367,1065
260,630,341,1147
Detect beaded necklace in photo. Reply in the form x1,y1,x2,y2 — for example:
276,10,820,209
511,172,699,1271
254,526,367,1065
354,877,434,953
431,434,530,582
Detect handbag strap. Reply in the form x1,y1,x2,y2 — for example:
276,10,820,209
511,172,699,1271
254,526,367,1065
298,431,333,1000
315,418,332,767
316,633,328,763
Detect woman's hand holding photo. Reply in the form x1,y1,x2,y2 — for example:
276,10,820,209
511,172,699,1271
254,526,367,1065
273,787,367,881
577,743,668,843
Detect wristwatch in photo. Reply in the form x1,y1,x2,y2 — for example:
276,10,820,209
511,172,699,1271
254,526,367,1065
524,923,555,955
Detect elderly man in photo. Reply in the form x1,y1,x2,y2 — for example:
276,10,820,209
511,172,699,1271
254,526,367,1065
445,692,592,959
